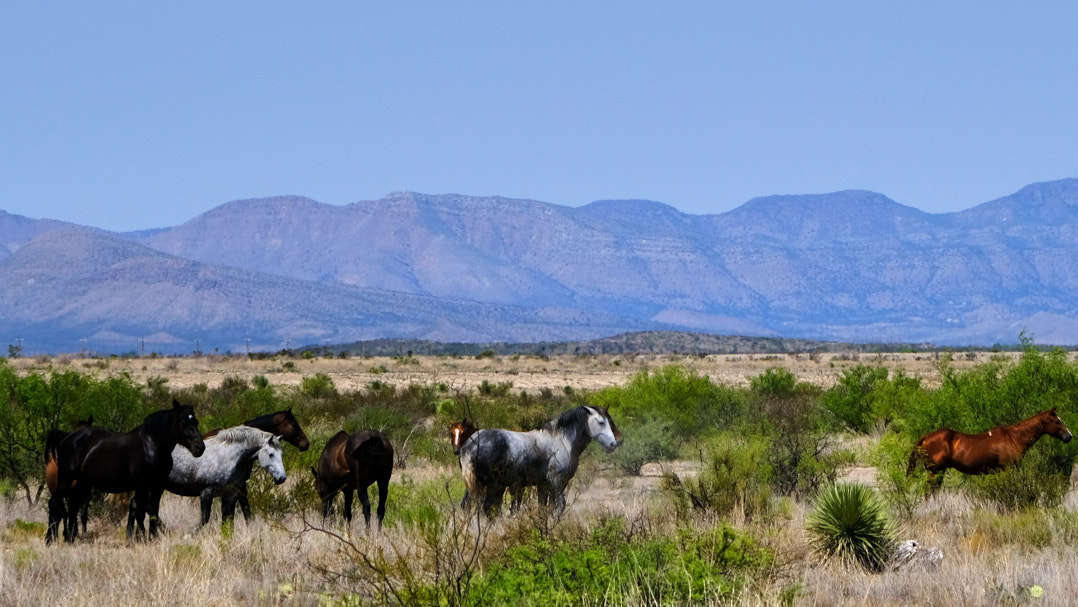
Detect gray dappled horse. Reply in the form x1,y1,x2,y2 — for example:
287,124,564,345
458,405,622,517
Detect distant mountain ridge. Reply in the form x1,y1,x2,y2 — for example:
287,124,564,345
3,179,1078,353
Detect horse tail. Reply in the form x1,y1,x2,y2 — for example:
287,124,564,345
45,429,69,461
457,435,482,504
907,436,926,477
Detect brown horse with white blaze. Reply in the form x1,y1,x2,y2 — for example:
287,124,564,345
907,408,1073,488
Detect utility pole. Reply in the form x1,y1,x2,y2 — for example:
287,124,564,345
246,338,250,357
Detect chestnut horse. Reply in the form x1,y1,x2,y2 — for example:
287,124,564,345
907,408,1073,488
311,430,393,529
450,419,478,456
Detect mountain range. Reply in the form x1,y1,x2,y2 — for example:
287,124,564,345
3,179,1078,354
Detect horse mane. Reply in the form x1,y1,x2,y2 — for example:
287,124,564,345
545,406,593,433
207,425,274,446
137,408,175,434
247,409,297,428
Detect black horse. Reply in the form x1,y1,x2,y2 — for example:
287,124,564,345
46,400,205,543
311,430,393,529
198,409,310,524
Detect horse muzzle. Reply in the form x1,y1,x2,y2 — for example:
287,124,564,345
1063,431,1073,443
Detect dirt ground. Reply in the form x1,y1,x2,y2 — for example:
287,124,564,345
17,349,1029,393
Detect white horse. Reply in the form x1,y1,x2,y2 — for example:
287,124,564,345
459,405,622,516
133,426,287,531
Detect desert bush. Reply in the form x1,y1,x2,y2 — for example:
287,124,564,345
749,367,799,397
473,518,773,606
760,392,841,497
820,365,891,433
607,418,678,476
806,482,896,573
666,432,774,521
301,372,337,399
593,365,749,439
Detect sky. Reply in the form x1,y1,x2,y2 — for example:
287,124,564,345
3,3,1078,232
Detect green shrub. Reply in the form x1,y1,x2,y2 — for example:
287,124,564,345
473,519,773,606
301,373,337,398
607,418,678,475
592,365,747,439
749,367,798,397
806,483,896,572
666,433,774,521
821,365,890,433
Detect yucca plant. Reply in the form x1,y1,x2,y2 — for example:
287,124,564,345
806,482,896,572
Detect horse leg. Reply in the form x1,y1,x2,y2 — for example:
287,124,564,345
375,476,389,528
483,483,507,517
46,491,66,544
342,488,354,526
127,491,146,541
147,489,166,538
65,485,91,542
238,483,252,521
357,483,373,529
80,496,90,536
221,492,239,529
198,491,215,529
509,484,525,514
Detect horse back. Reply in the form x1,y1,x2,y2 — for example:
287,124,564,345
347,431,393,482
463,429,548,486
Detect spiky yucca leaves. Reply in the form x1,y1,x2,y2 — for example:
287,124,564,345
806,482,896,572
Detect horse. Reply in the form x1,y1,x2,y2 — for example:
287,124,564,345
458,405,623,517
44,416,96,538
907,408,1073,489
47,400,205,543
202,409,309,523
129,426,286,532
311,430,394,529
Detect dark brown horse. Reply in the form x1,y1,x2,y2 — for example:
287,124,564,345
200,409,310,523
907,408,1073,488
47,400,205,543
311,430,393,529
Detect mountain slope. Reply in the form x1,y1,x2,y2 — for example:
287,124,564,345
0,230,667,353
4,179,1078,351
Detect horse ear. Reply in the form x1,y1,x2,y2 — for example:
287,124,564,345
172,398,182,410
87,414,94,425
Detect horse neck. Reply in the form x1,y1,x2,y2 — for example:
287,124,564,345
546,423,591,461
1007,415,1050,450
246,413,285,435
138,411,178,453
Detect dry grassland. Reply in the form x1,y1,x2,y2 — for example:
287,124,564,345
3,351,1077,606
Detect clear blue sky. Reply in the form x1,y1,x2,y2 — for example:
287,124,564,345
3,3,1077,232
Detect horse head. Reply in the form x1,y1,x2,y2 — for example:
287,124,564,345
1043,408,1073,443
275,409,311,451
172,399,206,457
584,406,623,453
450,419,478,455
258,434,287,485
